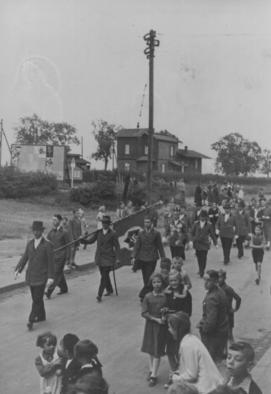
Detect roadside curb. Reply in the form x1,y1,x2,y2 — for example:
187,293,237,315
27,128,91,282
0,261,96,295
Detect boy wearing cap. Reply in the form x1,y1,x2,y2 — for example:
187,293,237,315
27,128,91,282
82,215,120,302
15,221,54,330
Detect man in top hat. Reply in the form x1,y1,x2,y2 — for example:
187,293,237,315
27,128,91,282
15,221,54,330
45,214,71,298
216,203,236,264
191,210,217,278
234,200,251,259
82,215,120,302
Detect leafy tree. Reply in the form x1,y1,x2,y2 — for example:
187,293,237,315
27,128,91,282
14,114,80,147
211,133,262,176
260,149,271,177
91,120,121,170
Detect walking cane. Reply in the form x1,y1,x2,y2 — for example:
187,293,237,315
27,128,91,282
112,264,118,296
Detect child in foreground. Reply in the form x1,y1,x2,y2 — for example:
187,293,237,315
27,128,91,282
226,341,262,394
141,273,167,387
35,332,62,394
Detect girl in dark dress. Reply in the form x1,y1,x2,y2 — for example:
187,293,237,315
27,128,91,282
141,273,167,387
164,272,192,388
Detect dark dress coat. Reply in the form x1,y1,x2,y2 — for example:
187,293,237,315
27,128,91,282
85,228,120,267
15,237,54,286
191,221,217,251
132,229,165,262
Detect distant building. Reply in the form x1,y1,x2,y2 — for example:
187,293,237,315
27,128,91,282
11,144,90,183
116,128,209,174
175,146,210,174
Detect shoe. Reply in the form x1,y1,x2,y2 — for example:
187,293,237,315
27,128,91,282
149,377,157,387
164,376,173,389
96,296,102,302
71,263,78,269
104,291,113,296
27,321,33,330
146,372,152,381
255,278,260,285
57,290,68,295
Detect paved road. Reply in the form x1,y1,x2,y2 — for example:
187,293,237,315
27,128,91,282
1,244,271,394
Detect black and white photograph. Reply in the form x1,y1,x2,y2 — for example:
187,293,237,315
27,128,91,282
1,1,271,393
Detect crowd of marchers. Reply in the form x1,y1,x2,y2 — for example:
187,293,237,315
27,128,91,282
14,183,267,394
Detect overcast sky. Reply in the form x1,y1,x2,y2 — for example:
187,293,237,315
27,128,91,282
1,0,271,171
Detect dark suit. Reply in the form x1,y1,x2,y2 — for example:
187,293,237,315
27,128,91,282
15,237,54,322
47,227,71,296
132,228,165,300
200,286,229,362
85,228,120,297
191,220,216,277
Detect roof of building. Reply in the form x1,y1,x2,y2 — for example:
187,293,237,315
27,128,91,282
117,129,149,138
176,149,210,159
117,128,178,142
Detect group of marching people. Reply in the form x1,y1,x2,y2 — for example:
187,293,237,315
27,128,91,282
14,186,266,394
163,192,270,284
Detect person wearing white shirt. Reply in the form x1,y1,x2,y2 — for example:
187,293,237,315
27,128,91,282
169,312,223,394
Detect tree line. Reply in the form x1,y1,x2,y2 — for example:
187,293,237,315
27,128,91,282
12,114,271,177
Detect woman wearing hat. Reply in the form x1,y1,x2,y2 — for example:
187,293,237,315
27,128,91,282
14,221,54,330
82,215,120,302
191,211,217,278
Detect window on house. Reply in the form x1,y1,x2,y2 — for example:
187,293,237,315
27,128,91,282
124,162,130,171
195,159,199,169
170,145,174,157
125,144,130,155
161,163,166,173
144,145,149,155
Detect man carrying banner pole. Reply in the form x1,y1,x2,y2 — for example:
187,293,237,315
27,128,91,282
81,215,120,303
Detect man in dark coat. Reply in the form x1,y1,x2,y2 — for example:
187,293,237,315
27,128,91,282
216,203,236,265
83,216,120,302
46,214,71,298
197,270,229,362
15,221,54,330
234,200,251,259
191,210,217,278
131,216,165,301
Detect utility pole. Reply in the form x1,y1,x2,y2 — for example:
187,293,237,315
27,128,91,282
143,30,160,202
0,119,3,167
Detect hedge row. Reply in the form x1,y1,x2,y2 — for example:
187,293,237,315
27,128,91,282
0,167,58,198
83,169,271,186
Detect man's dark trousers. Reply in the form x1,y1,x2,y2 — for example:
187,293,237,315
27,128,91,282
47,261,68,296
29,284,46,322
195,250,208,277
220,237,233,264
236,235,246,258
201,331,228,362
139,260,157,300
98,266,113,297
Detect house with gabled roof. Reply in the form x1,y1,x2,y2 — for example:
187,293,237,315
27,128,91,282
116,128,210,174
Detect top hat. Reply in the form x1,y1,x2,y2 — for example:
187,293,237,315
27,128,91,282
32,221,45,231
101,215,112,224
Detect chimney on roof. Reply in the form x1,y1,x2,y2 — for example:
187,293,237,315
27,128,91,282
184,146,188,153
